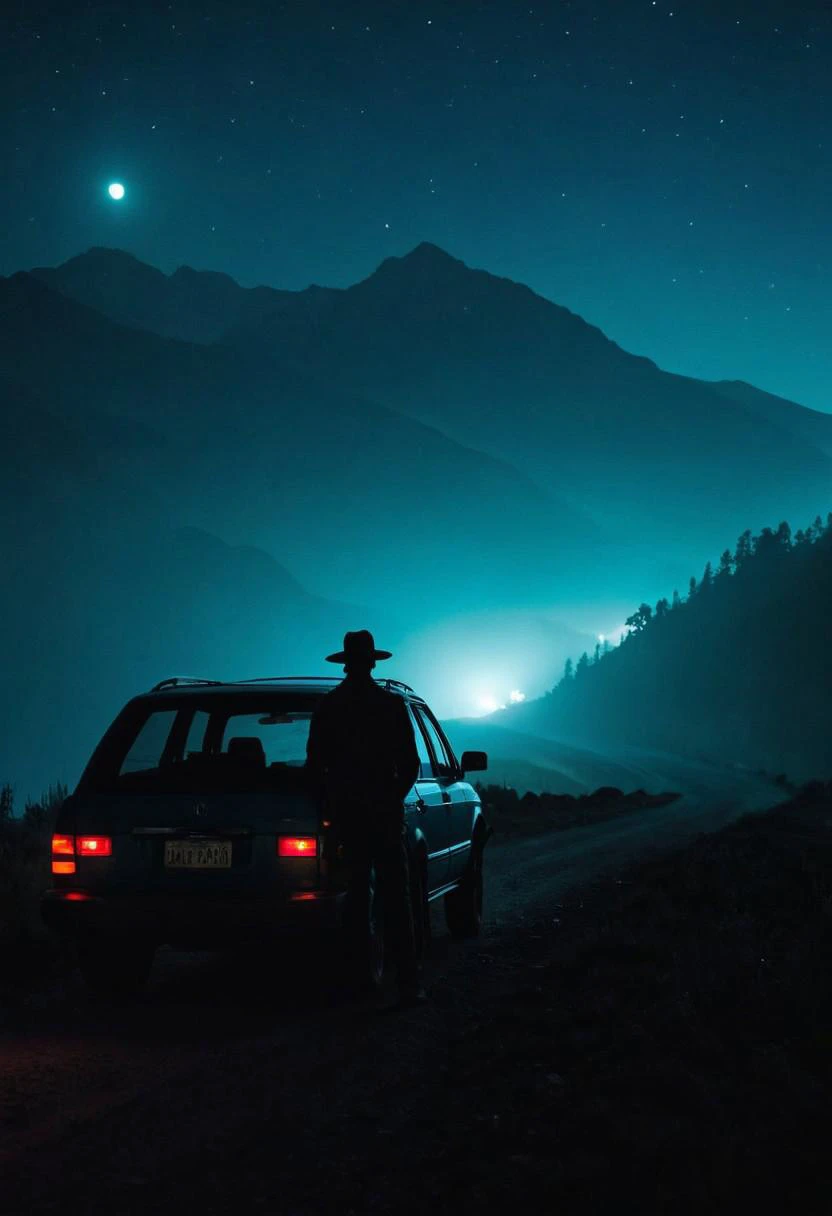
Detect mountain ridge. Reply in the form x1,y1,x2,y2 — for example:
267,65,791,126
5,241,832,794
19,244,832,568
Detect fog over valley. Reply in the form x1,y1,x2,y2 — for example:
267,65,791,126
2,244,830,797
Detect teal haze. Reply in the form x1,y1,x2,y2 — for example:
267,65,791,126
2,241,832,797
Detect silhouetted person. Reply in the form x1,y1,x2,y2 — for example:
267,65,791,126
306,630,425,1008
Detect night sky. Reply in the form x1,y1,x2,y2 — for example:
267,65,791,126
3,0,831,411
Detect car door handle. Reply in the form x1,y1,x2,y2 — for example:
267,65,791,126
415,798,428,814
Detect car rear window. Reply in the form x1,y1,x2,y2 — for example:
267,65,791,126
83,694,321,793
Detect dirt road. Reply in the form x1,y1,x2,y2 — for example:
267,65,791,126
0,763,779,1213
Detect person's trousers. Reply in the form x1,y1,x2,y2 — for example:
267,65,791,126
339,812,419,989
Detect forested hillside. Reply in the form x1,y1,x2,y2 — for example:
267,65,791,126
522,515,832,781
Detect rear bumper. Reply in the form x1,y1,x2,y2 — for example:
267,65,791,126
41,887,344,944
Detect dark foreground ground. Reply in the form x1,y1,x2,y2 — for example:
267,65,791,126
2,778,830,1214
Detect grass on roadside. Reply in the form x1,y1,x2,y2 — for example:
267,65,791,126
477,781,681,837
0,784,71,1010
434,780,832,1212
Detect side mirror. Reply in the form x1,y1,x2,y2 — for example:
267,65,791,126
460,750,488,774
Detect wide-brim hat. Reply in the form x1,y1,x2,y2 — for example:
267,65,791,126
326,629,392,664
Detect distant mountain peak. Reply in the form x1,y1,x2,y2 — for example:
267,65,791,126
85,245,144,261
374,242,467,279
64,246,164,274
171,264,239,287
403,241,462,265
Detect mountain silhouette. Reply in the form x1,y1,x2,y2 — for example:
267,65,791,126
34,244,832,564
710,379,832,458
0,270,603,601
7,244,832,792
32,247,289,344
1,266,618,792
224,245,832,555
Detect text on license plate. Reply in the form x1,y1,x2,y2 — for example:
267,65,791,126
164,841,232,869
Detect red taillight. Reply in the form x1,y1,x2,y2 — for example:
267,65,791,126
51,834,112,875
277,835,318,858
52,834,76,876
76,836,113,857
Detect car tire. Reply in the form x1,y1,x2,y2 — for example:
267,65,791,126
341,864,385,994
410,853,431,963
444,839,484,939
75,934,155,998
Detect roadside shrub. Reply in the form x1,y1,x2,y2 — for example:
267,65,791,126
0,781,68,1004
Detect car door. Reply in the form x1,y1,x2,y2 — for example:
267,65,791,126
405,704,449,892
416,706,476,883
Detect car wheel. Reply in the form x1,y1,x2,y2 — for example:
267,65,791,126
341,865,385,993
75,934,155,998
410,853,431,963
445,840,484,939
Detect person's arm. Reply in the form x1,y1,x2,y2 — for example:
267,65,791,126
393,699,421,802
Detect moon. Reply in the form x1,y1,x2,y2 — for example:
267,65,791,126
107,182,125,200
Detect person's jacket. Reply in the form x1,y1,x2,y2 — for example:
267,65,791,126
305,677,420,816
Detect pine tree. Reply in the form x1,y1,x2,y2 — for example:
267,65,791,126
776,521,792,548
625,603,653,633
734,529,752,567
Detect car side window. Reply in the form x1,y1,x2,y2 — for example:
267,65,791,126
414,706,455,778
408,706,433,779
184,710,210,756
119,710,178,775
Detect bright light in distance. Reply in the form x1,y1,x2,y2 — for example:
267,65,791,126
107,181,125,200
476,690,526,713
601,623,628,645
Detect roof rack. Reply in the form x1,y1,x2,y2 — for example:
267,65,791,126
150,675,416,695
378,679,414,695
228,676,339,685
151,677,225,691
217,677,414,692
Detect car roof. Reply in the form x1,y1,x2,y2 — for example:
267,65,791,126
135,676,424,703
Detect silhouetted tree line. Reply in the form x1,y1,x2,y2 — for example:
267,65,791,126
0,783,67,959
1,781,67,877
544,515,832,780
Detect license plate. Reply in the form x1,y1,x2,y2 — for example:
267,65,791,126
164,841,232,869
